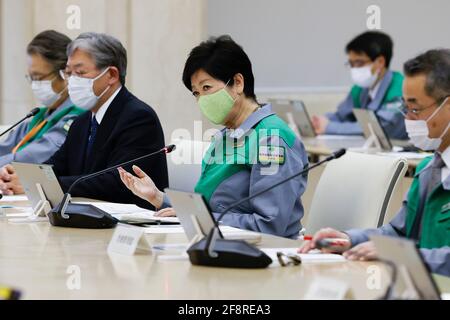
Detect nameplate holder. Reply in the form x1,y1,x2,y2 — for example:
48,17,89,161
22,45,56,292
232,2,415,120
304,277,353,300
107,224,152,256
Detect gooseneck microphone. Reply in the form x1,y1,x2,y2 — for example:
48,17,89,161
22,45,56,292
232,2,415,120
48,144,176,229
67,144,176,195
187,148,347,269
0,107,40,139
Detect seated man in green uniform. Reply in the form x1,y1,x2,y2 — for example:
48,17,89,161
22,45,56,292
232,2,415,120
0,30,85,195
300,49,450,277
118,35,309,239
312,31,407,140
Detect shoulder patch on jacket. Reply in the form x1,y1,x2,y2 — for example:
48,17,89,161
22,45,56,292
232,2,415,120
63,119,74,132
258,145,285,165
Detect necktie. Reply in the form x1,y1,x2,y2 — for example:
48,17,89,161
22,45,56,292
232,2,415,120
86,116,99,158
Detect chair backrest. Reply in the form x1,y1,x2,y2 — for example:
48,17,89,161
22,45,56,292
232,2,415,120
167,139,211,192
305,152,408,234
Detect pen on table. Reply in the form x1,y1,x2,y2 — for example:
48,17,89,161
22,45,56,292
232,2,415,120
318,239,350,247
124,220,180,227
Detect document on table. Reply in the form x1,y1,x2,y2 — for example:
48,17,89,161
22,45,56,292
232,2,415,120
1,207,34,219
0,195,29,202
316,135,364,141
73,201,179,224
143,225,261,243
219,226,261,242
261,248,346,267
143,225,185,234
377,151,432,160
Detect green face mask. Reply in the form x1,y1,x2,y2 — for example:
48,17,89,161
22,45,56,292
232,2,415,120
198,83,236,125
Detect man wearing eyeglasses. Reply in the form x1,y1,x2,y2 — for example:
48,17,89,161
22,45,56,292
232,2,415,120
0,30,85,195
301,49,450,277
312,31,408,140
2,32,169,209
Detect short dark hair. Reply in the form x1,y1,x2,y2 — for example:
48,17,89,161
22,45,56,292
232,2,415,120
67,32,128,85
404,49,450,101
182,35,257,101
27,30,72,72
346,31,393,68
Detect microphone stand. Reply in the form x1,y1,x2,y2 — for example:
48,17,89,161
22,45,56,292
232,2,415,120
187,149,347,268
48,145,176,229
0,108,40,139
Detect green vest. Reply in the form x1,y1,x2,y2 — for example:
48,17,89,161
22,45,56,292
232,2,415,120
406,157,450,249
18,105,85,152
194,114,296,203
351,71,404,109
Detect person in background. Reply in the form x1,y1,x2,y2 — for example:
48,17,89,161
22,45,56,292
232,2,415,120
312,31,407,140
301,49,450,277
2,32,168,209
0,30,85,195
118,35,309,239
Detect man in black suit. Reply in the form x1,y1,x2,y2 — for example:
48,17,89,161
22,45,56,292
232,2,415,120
9,32,168,209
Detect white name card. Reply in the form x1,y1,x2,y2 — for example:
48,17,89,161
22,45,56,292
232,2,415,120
107,224,152,255
304,278,352,300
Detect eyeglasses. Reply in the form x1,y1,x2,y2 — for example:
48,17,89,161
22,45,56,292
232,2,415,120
59,67,110,81
398,96,449,117
59,69,71,81
25,70,57,83
277,252,302,267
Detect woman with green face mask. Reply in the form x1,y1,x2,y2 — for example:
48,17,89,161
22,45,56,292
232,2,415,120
118,35,309,239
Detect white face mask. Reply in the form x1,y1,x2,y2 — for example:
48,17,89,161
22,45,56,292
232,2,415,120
68,67,111,110
31,77,65,107
405,97,450,151
350,65,378,88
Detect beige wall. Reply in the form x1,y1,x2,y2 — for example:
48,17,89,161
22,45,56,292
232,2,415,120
0,0,34,125
0,0,205,141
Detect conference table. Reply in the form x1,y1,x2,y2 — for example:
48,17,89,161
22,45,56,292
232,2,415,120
1,197,448,300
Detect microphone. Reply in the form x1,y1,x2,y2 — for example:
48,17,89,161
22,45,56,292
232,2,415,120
0,108,40,139
48,144,176,229
187,148,347,268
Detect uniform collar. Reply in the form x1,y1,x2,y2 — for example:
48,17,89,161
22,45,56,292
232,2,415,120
369,79,381,100
46,97,74,120
441,146,450,169
416,147,450,190
213,104,275,141
362,70,393,109
440,146,450,190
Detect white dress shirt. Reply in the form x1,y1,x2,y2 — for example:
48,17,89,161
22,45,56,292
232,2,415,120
369,80,381,101
93,86,122,124
441,145,450,184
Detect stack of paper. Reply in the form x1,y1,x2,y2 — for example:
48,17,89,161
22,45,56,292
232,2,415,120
73,201,179,224
0,195,29,202
378,151,432,160
261,248,346,267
